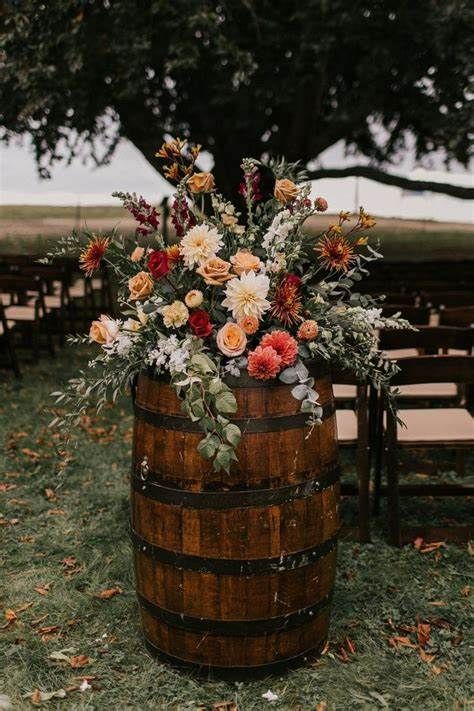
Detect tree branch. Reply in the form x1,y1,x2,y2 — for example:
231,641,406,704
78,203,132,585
307,166,474,200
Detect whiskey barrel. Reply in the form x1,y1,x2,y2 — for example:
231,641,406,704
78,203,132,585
131,362,340,672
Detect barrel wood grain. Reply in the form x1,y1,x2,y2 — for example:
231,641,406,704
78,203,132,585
131,366,340,670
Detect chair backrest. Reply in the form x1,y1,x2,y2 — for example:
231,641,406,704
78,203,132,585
383,293,418,306
423,291,474,308
0,274,46,294
439,306,474,328
390,355,474,386
379,325,474,353
381,305,431,325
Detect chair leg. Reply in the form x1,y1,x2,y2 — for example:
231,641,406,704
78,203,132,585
386,411,402,546
373,391,384,515
456,450,465,477
356,385,371,543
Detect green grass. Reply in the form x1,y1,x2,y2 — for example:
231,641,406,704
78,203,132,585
0,205,126,220
0,350,472,710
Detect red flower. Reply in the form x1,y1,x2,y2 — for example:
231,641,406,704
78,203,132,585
283,274,302,289
79,235,109,276
147,250,170,279
260,330,298,367
247,345,282,381
188,310,213,338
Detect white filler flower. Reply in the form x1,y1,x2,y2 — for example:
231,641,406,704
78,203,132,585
180,224,224,267
222,271,271,322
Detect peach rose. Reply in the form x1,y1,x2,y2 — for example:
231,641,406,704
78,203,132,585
185,289,203,308
230,249,262,276
274,178,298,204
216,322,247,357
238,315,259,335
187,172,215,194
130,246,145,262
196,257,233,286
89,314,119,345
222,213,238,227
128,271,154,300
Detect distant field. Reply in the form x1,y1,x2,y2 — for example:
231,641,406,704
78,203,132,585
0,204,472,262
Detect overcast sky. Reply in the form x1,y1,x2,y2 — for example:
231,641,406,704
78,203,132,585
1,136,472,223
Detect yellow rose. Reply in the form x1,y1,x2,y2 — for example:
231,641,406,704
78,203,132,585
128,271,154,301
130,246,145,262
162,300,189,328
89,314,119,344
185,289,204,308
216,322,247,357
187,172,215,194
124,318,141,332
196,256,233,286
230,249,262,276
274,178,298,204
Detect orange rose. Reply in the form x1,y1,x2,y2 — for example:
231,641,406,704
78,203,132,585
274,178,298,204
128,271,154,300
238,315,259,335
89,315,119,344
230,249,262,276
130,246,145,262
216,322,247,357
196,257,233,286
187,172,215,194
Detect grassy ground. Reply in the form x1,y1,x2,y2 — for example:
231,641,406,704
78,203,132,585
0,205,472,262
0,349,472,709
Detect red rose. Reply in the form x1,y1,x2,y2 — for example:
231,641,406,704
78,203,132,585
284,273,302,289
147,250,170,278
188,310,213,338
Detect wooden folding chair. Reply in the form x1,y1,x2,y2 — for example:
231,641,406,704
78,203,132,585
423,291,474,309
333,370,371,542
0,275,54,359
379,355,474,546
381,305,431,325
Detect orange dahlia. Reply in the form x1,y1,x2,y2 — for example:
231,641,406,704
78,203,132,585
297,320,319,341
165,244,183,266
79,235,109,276
316,234,355,272
247,346,282,381
260,330,298,367
269,280,302,326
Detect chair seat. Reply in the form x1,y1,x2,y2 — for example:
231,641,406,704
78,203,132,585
5,305,37,322
44,295,63,311
333,384,357,400
0,294,12,306
336,410,358,444
91,278,102,290
69,281,86,297
395,408,474,443
384,348,420,359
396,382,458,399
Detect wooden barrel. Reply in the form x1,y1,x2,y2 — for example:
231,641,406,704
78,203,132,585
131,362,340,672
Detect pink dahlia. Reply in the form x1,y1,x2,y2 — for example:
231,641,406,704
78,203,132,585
260,330,298,367
247,346,282,381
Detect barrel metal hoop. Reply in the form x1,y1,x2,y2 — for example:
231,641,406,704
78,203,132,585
137,591,332,636
131,464,340,509
133,401,335,433
130,528,338,575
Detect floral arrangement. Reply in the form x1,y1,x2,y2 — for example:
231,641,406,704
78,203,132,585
49,138,408,472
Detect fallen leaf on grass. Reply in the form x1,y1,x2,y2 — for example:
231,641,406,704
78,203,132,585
44,488,57,501
1,609,17,629
34,583,51,596
0,483,17,492
25,689,67,705
15,602,34,613
47,508,65,517
418,648,436,664
417,623,431,647
95,587,123,600
316,703,327,711
69,654,90,669
388,636,417,649
37,625,61,642
428,600,446,607
48,648,76,663
431,663,447,676
460,585,471,597
212,702,237,711
20,448,41,461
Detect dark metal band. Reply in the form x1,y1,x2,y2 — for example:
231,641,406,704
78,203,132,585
134,401,335,433
130,527,338,575
144,637,328,676
137,591,332,636
131,463,340,509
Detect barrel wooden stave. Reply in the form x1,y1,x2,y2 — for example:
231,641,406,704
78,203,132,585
131,368,339,670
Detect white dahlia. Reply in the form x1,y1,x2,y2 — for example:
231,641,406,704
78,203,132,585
180,224,224,267
222,271,271,322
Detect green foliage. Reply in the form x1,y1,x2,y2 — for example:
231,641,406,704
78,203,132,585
1,1,472,192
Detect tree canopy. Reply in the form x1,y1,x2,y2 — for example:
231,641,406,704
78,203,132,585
1,1,472,198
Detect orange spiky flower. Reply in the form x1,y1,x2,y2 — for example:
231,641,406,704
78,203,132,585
269,279,303,326
79,235,109,276
165,244,183,266
316,233,356,272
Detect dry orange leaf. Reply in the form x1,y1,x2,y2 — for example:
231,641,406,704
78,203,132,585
461,585,471,597
428,600,446,607
388,636,417,649
30,689,42,706
34,583,51,596
212,702,238,711
44,488,57,501
69,654,90,669
418,648,436,664
95,587,123,600
417,623,431,647
1,609,18,628
15,602,34,613
316,703,327,711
